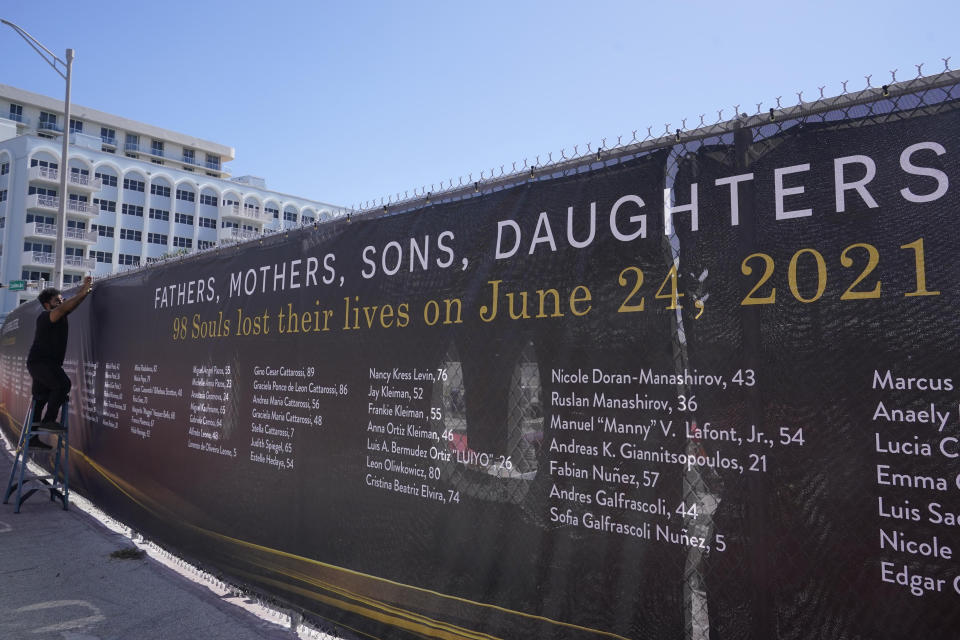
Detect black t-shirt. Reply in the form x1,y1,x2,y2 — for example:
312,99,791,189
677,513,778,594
27,310,68,366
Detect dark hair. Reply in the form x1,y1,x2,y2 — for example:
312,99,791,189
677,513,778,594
38,288,61,306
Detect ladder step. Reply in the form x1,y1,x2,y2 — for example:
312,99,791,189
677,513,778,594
4,400,70,512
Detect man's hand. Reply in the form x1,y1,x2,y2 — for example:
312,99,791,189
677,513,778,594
50,276,94,323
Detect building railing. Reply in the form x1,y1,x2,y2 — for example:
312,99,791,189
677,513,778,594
27,194,58,211
28,166,102,190
38,121,63,133
2,112,29,125
219,203,267,222
64,255,96,270
118,143,223,171
67,199,94,215
69,172,102,190
28,166,59,183
181,155,222,171
22,250,55,266
101,135,117,146
26,222,98,243
217,226,260,243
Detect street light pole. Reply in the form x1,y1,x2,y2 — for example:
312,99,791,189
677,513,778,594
1,19,73,290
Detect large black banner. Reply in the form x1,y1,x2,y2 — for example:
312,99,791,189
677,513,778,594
2,86,959,639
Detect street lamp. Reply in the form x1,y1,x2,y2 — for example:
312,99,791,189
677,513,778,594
1,19,73,290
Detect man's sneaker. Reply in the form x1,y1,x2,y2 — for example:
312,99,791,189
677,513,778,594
27,436,52,451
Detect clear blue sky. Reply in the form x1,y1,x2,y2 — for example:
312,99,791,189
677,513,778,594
2,1,956,208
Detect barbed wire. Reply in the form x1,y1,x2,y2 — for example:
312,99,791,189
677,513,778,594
99,59,958,285
346,59,956,219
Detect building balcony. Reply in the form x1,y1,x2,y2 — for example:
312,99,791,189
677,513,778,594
69,172,102,191
26,193,58,213
21,250,94,271
101,135,117,148
67,199,96,218
28,166,59,185
217,226,260,243
25,279,48,293
24,222,98,244
22,250,55,267
219,204,267,223
2,112,30,127
27,166,103,191
64,255,96,271
15,279,50,301
38,121,64,134
25,195,97,218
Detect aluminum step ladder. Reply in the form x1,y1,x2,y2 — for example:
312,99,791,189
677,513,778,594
3,399,70,512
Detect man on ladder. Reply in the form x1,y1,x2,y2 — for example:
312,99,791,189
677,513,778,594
26,276,93,449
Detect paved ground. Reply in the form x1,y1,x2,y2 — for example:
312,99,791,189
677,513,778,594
0,438,303,640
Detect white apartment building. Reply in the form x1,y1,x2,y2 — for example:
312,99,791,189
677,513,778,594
0,84,344,316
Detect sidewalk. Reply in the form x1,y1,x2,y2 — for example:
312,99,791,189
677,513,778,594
0,436,303,640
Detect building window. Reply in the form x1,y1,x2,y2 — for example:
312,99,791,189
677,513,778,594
91,224,114,238
149,208,170,221
173,236,192,248
93,198,116,213
221,220,237,229
199,194,217,206
26,214,55,225
147,233,167,245
24,241,53,253
67,220,87,230
182,148,195,165
284,211,297,222
205,154,221,170
28,186,57,197
174,213,194,225
123,178,145,192
100,127,116,145
150,184,171,198
119,228,142,241
198,240,214,250
198,216,216,229
22,270,51,281
265,206,279,218
118,253,140,266
92,250,113,263
151,140,164,156
39,111,59,131
95,172,117,187
1,162,8,175
175,189,195,202
71,167,90,178
121,204,144,217
0,217,5,229
30,159,58,170
70,119,83,134
302,216,314,224
68,193,88,203
0,190,6,203
125,133,139,153
9,103,23,123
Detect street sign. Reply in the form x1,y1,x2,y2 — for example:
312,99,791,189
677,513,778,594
8,280,25,291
